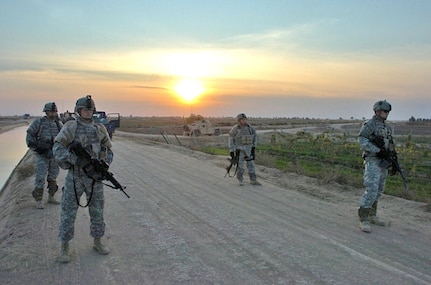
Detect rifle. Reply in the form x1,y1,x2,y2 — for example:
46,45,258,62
225,150,240,178
70,142,130,198
372,136,409,191
387,148,409,191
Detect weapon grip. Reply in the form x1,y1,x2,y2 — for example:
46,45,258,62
373,136,385,148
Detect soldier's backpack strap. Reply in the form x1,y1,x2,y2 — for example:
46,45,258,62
94,123,110,139
36,117,46,139
54,119,62,132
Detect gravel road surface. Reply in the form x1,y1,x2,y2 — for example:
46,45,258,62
1,132,430,284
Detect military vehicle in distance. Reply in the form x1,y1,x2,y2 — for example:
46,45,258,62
183,119,221,137
92,111,121,139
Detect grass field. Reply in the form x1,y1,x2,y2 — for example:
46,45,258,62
200,130,431,203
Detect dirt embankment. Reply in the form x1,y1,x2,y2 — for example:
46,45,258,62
0,118,29,135
0,132,431,284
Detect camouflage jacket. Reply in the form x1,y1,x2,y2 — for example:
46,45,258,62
26,116,63,155
229,123,257,152
53,116,113,170
358,115,393,158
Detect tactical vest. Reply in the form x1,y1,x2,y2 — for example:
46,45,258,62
31,116,62,147
56,118,111,161
232,124,255,146
359,115,394,155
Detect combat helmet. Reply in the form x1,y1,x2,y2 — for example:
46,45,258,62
74,95,96,113
373,100,392,112
236,113,247,121
43,102,58,112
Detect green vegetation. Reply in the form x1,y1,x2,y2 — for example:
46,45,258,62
199,131,431,203
198,146,228,156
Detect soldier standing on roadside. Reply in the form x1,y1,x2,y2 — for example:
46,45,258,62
26,102,63,209
357,100,393,233
229,113,261,186
53,95,112,263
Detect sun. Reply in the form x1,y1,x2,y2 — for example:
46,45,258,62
174,79,204,103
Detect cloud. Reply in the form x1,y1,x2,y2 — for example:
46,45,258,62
132,85,168,90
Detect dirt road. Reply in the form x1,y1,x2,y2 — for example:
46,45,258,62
1,132,431,284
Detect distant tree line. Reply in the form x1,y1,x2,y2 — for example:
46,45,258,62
185,114,205,124
408,116,431,123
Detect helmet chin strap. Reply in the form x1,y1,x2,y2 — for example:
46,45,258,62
375,111,387,121
77,111,93,122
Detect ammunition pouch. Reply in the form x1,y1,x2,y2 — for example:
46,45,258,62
235,135,254,146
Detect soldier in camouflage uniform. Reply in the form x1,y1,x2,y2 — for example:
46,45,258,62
26,102,63,209
229,113,261,186
53,95,113,263
357,100,393,233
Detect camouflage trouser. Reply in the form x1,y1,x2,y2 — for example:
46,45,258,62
237,149,257,182
58,170,106,243
360,157,388,208
33,154,60,200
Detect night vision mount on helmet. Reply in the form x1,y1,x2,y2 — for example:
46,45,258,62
373,100,392,112
43,102,58,112
75,95,96,113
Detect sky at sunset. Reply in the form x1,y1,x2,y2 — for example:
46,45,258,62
1,0,430,120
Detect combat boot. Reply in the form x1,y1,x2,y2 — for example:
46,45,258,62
93,238,110,255
47,194,60,204
58,243,70,263
32,187,44,209
47,181,60,204
250,180,262,186
369,201,386,226
358,207,371,233
237,174,244,186
36,200,44,209
249,173,262,186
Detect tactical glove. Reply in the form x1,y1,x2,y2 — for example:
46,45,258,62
376,148,389,159
251,147,256,160
69,141,80,152
35,146,49,154
230,151,235,159
82,163,104,181
70,154,88,168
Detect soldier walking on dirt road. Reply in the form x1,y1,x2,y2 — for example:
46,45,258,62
26,102,63,209
229,113,261,186
357,100,393,233
53,95,113,263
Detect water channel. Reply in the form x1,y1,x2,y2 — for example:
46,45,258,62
0,126,29,192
